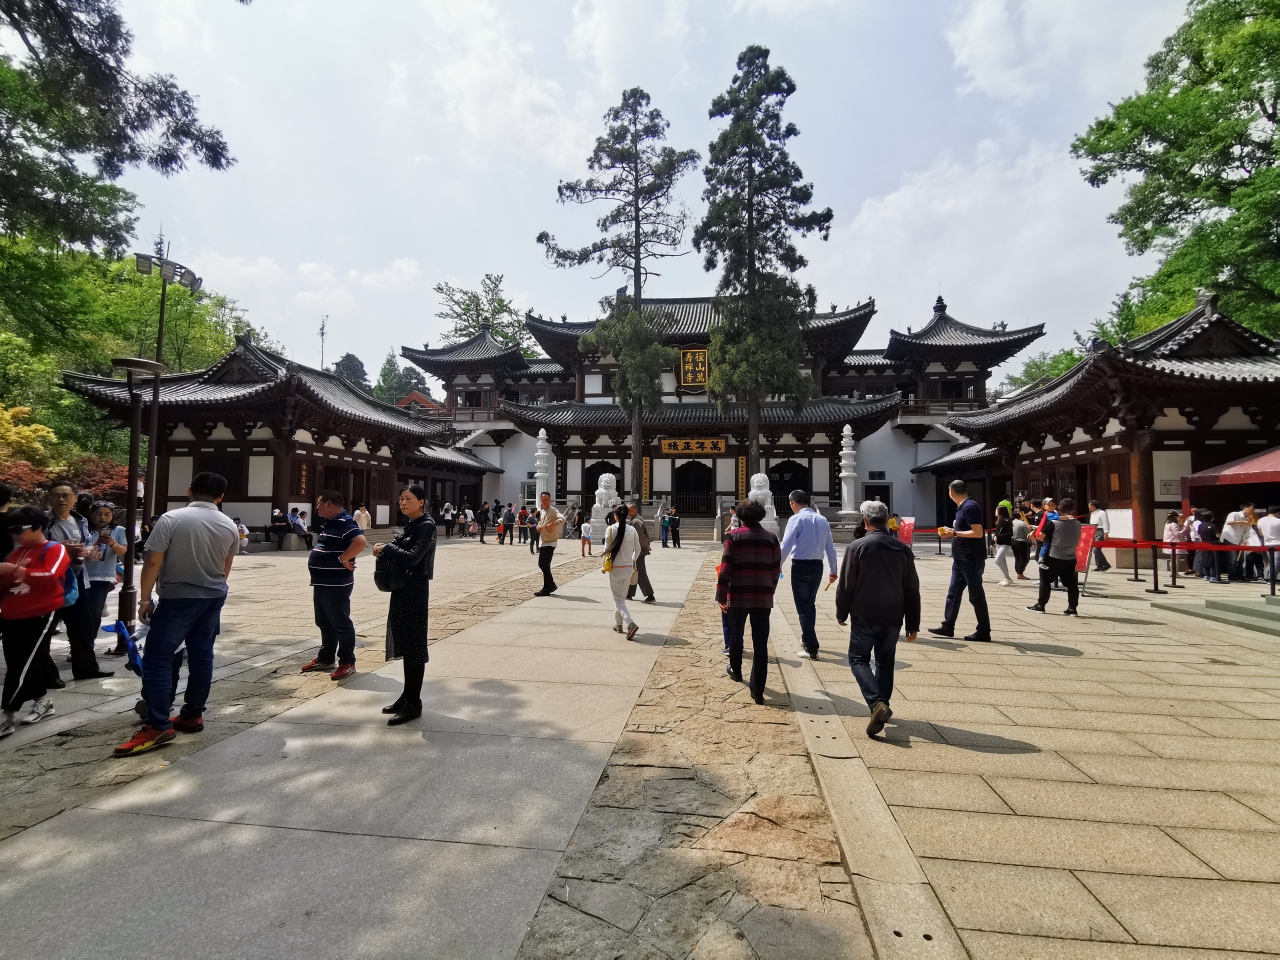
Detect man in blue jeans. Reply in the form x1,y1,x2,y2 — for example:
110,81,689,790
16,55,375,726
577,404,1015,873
929,479,992,642
778,489,837,660
835,500,920,737
114,471,240,756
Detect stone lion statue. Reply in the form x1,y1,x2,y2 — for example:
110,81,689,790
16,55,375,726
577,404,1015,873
595,473,621,510
748,473,779,533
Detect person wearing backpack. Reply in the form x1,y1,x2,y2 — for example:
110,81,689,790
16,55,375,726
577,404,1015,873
44,480,113,681
1,506,72,735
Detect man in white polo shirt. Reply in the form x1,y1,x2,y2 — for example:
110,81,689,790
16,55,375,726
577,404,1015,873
113,471,239,757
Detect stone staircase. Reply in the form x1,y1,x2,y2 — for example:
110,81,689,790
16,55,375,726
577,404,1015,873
1150,594,1280,638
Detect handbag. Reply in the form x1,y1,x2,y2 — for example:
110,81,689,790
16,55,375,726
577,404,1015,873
373,551,407,593
602,556,613,573
469,521,478,534
630,567,639,586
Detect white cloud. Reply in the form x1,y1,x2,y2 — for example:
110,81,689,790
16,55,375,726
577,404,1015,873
946,0,1184,103
807,139,1156,367
198,253,283,286
297,262,335,284
348,258,421,289
395,0,597,169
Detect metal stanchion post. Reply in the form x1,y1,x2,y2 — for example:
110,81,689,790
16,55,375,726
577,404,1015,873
1129,539,1142,582
1144,544,1166,595
1169,542,1183,588
1268,547,1276,598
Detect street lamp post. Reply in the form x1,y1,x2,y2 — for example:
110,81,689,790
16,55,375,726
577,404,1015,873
134,253,202,525
111,357,167,631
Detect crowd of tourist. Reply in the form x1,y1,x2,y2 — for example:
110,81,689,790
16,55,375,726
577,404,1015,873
8,467,1280,754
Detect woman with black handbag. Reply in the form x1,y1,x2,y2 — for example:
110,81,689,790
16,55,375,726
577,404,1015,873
372,485,437,726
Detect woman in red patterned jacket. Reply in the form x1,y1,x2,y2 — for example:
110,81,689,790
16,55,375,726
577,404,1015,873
716,498,782,705
1,506,71,736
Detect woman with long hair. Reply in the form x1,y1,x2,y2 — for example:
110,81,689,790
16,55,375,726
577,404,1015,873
603,508,640,640
993,505,1015,586
84,502,129,654
372,485,437,725
716,498,782,705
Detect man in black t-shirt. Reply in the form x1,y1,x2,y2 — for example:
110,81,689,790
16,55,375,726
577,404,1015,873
929,479,992,642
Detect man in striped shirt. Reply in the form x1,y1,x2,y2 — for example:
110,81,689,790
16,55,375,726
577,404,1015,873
300,489,367,680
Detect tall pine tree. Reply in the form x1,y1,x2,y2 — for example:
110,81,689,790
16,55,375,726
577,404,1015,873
537,87,698,495
693,46,832,476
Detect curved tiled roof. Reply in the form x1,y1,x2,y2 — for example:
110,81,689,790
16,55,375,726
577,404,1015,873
911,441,1006,474
841,349,897,369
946,299,1280,439
63,337,439,439
525,297,877,364
499,393,902,432
883,297,1043,363
401,326,528,374
405,444,504,474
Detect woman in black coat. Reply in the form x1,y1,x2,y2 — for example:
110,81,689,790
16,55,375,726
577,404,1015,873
372,485,437,725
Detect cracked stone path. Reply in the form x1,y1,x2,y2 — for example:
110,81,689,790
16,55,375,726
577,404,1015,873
0,540,707,958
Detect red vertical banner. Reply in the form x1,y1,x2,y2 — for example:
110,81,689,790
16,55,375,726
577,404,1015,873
1076,524,1096,573
898,517,915,546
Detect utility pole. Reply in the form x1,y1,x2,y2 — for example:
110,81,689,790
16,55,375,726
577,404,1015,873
320,315,328,369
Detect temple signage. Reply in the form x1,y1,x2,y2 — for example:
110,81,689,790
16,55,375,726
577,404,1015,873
677,347,709,392
660,438,726,454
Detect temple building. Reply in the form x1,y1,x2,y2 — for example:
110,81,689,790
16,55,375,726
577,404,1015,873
404,294,1043,521
926,294,1280,538
64,337,500,527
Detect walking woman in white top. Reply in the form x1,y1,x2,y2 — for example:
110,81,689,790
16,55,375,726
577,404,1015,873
603,508,640,640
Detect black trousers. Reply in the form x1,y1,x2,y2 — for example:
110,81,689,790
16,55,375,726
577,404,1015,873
2,612,57,712
46,585,103,679
626,554,654,600
538,545,557,593
671,527,681,548
728,607,771,696
313,584,357,664
1012,541,1030,575
1038,557,1080,610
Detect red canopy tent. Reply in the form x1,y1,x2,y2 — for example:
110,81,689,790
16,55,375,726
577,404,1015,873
1182,446,1280,516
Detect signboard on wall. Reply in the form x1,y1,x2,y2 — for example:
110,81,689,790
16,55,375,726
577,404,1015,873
659,438,726,454
676,347,709,392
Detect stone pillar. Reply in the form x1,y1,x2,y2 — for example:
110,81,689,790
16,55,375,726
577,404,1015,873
534,428,551,500
839,423,857,515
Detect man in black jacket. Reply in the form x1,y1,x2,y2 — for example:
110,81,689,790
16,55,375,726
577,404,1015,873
835,499,920,737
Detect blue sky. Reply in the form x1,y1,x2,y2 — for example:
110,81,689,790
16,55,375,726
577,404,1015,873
118,0,1186,389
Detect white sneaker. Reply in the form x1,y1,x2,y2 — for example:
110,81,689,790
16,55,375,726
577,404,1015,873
999,578,1013,586
795,649,815,660
0,712,15,738
21,699,54,725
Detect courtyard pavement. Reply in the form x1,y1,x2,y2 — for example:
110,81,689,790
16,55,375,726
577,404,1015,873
0,535,1277,958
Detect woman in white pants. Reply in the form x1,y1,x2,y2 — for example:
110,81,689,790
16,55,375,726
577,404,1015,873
993,505,1015,585
604,509,640,640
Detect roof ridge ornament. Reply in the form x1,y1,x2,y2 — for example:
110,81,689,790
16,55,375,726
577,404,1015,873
933,295,947,316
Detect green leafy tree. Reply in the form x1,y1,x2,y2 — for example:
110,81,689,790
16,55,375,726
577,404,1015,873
0,0,241,251
693,45,832,475
580,305,677,494
332,352,371,390
434,273,533,356
374,350,433,404
1073,0,1280,335
537,87,698,493
994,349,1083,397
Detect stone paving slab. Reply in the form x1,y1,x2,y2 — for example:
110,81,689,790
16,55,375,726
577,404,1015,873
0,806,559,960
774,550,1280,957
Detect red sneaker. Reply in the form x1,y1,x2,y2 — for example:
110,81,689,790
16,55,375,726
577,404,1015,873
300,658,335,673
113,725,176,757
330,664,356,681
171,715,204,734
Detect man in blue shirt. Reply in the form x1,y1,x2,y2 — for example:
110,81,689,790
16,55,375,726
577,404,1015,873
779,489,838,660
929,479,992,642
300,489,367,680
